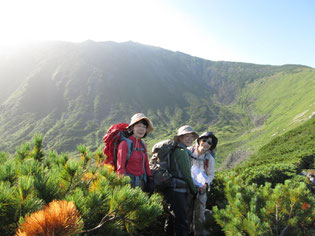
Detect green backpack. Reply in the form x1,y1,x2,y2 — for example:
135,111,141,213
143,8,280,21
150,139,185,191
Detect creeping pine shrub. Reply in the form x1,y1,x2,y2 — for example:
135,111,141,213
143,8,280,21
239,163,297,186
213,172,315,236
0,136,164,235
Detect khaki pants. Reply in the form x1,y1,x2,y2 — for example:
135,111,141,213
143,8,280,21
192,191,208,236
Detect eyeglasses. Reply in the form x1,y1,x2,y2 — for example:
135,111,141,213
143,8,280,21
202,138,212,145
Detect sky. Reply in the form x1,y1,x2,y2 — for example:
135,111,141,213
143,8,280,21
0,0,314,68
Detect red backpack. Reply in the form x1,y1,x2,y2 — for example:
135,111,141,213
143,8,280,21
102,123,146,170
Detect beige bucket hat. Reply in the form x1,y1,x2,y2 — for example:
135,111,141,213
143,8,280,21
128,113,154,134
174,125,198,143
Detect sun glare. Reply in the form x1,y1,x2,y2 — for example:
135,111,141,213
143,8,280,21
0,1,168,41
0,0,239,62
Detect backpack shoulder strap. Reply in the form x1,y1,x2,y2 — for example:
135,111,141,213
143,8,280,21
122,138,146,168
124,138,147,182
133,139,146,152
204,155,209,170
140,140,147,180
119,136,134,168
140,140,146,151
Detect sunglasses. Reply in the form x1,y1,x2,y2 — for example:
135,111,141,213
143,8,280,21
202,138,212,145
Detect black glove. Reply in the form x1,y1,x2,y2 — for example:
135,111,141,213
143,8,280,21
146,176,155,195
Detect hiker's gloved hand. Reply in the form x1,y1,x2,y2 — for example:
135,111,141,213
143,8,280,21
146,176,155,195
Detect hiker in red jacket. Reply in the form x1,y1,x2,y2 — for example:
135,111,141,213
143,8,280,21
116,113,155,193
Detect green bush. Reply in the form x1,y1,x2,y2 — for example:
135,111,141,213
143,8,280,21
213,173,315,235
0,136,163,235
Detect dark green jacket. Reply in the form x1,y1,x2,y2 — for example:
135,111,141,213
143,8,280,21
170,142,197,195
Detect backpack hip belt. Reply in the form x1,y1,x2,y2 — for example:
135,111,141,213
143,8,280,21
172,177,188,190
126,173,147,188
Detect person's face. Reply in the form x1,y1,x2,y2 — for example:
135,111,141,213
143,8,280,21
132,122,147,139
179,133,195,147
198,137,212,153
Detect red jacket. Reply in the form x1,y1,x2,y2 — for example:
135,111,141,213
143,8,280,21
116,135,152,177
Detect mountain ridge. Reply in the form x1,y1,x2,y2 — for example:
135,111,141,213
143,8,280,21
0,40,314,167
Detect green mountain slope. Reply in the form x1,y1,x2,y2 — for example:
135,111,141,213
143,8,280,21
0,41,314,168
235,116,315,184
218,67,315,168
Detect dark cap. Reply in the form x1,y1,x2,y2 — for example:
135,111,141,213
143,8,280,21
197,131,218,150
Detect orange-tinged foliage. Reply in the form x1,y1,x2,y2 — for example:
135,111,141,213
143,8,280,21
16,200,83,236
90,179,100,191
302,202,311,211
88,164,114,191
103,164,115,173
82,172,95,182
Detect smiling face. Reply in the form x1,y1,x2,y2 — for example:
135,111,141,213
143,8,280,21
179,133,195,147
131,121,148,139
198,137,212,153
